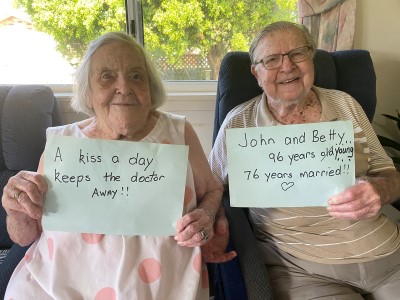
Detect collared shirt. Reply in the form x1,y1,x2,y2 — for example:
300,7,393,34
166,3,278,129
209,86,399,264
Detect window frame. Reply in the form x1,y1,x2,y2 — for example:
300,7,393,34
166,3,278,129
50,81,218,102
45,0,219,101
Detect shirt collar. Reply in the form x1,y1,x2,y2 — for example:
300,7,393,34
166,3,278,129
255,86,339,126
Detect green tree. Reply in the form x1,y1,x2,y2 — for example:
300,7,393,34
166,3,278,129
14,0,297,78
14,0,125,65
143,0,298,79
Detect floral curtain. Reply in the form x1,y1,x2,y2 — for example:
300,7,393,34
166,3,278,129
298,0,356,51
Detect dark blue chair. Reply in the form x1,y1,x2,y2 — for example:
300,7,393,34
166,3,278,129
0,85,62,298
210,49,377,300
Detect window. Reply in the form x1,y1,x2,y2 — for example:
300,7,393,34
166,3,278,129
0,0,127,85
129,0,298,80
0,0,297,85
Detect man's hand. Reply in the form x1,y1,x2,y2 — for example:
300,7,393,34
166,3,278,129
327,179,381,219
326,171,400,220
201,207,237,263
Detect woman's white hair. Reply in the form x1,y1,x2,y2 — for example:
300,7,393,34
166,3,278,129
71,31,166,116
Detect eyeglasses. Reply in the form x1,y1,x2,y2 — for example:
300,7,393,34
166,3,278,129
255,46,311,70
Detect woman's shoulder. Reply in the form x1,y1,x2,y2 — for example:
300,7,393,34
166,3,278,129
156,111,186,131
148,111,186,144
158,111,186,123
46,121,87,137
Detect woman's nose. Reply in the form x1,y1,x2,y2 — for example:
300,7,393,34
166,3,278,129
115,76,133,95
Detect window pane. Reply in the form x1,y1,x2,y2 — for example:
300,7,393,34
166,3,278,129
142,0,298,80
0,0,126,85
0,0,297,84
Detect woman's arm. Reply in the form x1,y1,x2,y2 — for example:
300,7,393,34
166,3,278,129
175,120,223,244
174,120,236,262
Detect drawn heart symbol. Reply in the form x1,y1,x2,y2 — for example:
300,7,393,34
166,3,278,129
281,182,294,191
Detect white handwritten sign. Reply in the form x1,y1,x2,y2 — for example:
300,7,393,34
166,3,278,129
42,135,189,235
226,120,355,207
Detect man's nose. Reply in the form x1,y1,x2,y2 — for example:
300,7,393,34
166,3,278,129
280,54,296,70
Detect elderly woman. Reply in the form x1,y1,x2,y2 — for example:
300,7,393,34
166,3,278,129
209,21,400,299
2,32,235,299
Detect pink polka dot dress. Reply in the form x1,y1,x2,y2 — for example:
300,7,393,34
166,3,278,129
5,112,209,299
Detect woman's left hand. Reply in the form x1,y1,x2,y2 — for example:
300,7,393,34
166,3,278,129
174,207,215,247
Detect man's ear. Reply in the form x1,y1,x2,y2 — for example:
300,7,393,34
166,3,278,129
251,65,262,88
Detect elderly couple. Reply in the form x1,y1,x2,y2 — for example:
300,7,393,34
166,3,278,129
3,21,400,299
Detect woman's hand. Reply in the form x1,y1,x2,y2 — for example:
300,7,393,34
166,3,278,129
174,120,224,246
174,207,215,247
1,171,47,245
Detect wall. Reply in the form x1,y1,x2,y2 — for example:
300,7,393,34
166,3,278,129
354,0,400,141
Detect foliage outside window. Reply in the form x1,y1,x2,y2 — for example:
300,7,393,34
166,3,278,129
142,0,297,80
13,0,297,81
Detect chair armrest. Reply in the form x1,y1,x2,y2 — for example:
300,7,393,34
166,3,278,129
0,243,29,299
223,192,273,300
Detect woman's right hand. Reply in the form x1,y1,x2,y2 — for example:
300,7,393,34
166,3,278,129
1,171,48,246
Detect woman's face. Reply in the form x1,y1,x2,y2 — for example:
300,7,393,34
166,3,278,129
251,29,314,105
89,41,152,138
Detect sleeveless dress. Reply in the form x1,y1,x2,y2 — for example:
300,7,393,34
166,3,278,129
5,112,209,300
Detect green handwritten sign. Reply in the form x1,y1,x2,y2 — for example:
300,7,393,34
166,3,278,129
226,120,355,207
42,135,189,235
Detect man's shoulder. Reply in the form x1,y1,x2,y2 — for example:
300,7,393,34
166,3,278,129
314,86,354,103
225,94,262,126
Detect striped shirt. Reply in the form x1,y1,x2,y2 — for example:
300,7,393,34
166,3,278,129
209,86,400,264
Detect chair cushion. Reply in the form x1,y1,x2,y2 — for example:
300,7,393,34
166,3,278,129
0,86,13,172
0,244,30,299
0,170,18,249
0,85,58,249
332,50,377,121
213,51,262,142
0,249,9,264
313,49,337,90
1,85,56,171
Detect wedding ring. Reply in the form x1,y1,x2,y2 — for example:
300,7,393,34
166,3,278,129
199,227,209,241
13,190,22,200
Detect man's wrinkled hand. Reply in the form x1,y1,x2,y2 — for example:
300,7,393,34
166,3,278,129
201,208,237,263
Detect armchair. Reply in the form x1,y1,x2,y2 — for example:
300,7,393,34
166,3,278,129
211,49,377,300
0,85,62,298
